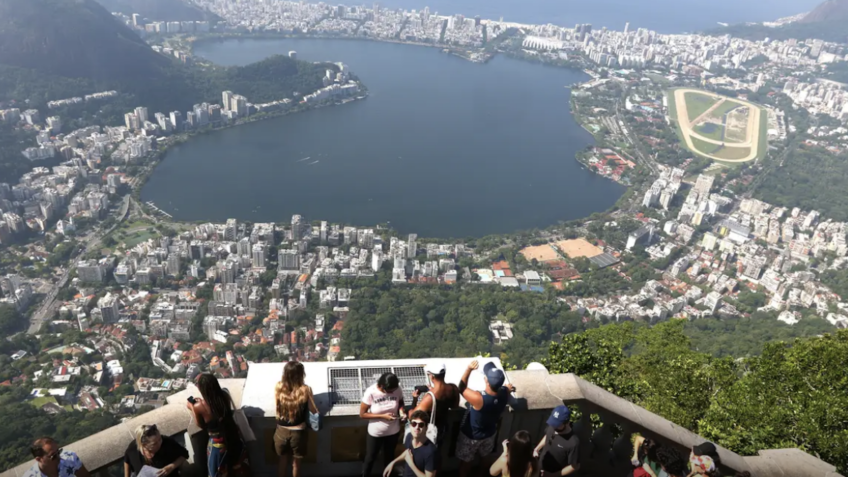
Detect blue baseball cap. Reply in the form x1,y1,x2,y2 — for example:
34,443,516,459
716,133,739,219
483,362,505,390
546,405,571,428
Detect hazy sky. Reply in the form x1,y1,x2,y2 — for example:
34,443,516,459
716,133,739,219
367,0,823,33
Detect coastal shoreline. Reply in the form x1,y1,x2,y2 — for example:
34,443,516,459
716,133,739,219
131,91,368,199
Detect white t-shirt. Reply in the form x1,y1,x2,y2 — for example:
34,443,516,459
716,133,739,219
362,383,404,437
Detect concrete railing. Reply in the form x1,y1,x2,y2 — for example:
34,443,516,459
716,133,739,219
1,370,842,477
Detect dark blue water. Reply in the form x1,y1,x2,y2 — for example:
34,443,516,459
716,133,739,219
340,0,819,33
141,38,624,238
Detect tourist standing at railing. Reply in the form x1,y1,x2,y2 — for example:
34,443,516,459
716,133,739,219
687,442,722,477
489,431,537,477
456,360,514,477
382,410,439,477
360,372,407,477
274,361,318,477
628,436,662,477
24,437,91,477
186,374,251,477
124,425,189,477
654,446,688,477
533,405,581,477
410,363,460,448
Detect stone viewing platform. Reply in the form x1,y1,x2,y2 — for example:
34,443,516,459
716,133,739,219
1,358,842,477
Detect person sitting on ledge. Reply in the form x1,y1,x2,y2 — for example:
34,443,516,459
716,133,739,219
629,436,662,477
124,424,188,477
655,446,688,477
24,437,91,477
382,410,439,477
688,442,722,477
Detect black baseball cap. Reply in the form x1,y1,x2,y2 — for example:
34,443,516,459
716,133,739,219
693,442,719,460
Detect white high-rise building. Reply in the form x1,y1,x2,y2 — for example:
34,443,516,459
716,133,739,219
407,234,417,259
252,243,267,269
231,95,248,117
692,174,715,200
372,249,383,272
238,237,251,256
222,91,233,112
320,221,328,243
167,253,181,276
134,106,149,124
124,112,140,130
278,248,300,270
224,218,237,241
291,215,304,240
155,113,172,133
169,111,182,131
46,116,62,134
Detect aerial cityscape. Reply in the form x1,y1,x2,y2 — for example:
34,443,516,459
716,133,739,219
1,0,848,476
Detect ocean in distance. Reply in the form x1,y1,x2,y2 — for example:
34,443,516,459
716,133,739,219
141,38,625,238
318,0,819,34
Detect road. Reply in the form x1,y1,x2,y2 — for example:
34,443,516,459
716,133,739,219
27,195,131,334
615,106,659,176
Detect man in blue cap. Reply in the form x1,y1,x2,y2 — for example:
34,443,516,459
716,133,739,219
456,360,515,477
534,405,581,476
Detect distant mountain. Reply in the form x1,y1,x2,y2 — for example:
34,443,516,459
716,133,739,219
0,0,172,82
705,7,848,43
800,0,848,23
94,0,220,22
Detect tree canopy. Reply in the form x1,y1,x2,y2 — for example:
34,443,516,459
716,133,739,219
0,396,117,470
0,304,25,337
755,145,848,222
544,322,848,473
341,284,589,367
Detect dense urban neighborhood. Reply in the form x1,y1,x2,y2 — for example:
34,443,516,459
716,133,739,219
2,0,848,474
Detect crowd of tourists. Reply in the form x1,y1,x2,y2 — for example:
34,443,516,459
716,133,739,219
21,362,753,477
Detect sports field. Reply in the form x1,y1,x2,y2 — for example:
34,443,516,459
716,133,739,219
520,244,561,262
556,239,603,258
669,88,765,163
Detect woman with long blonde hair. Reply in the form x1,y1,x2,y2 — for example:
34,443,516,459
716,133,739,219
274,361,318,477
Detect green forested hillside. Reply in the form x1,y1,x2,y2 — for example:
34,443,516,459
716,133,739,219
340,279,836,367
546,322,848,473
754,145,848,221
0,0,171,82
0,0,332,182
0,0,330,112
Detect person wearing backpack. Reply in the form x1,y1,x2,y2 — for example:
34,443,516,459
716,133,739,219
410,363,460,448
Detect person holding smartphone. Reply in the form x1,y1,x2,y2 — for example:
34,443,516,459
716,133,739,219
360,372,406,477
186,374,250,477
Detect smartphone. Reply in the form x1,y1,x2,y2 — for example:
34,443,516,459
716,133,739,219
187,396,196,405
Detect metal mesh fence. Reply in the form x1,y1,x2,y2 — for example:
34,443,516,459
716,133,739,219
329,365,428,405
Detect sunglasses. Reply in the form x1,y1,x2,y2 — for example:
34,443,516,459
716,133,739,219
409,421,427,429
47,448,63,461
143,425,158,436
